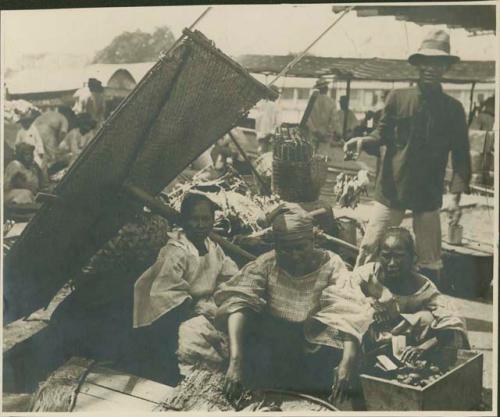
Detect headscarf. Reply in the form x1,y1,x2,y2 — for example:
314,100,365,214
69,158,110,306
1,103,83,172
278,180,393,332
270,203,314,242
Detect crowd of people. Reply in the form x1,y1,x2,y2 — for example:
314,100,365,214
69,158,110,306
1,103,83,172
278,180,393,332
3,78,102,208
124,29,476,405
6,28,494,409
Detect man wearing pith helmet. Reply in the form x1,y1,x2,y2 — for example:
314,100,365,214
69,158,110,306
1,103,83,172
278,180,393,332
344,30,471,288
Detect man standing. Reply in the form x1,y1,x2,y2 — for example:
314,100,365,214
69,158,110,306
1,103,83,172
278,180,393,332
305,77,336,151
344,30,471,287
33,108,71,169
333,95,359,141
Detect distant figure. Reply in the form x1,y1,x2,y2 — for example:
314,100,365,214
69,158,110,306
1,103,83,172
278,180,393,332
73,82,92,114
305,77,336,150
87,78,106,127
373,90,390,127
354,110,376,137
57,113,97,167
4,142,46,205
33,108,72,168
333,96,359,141
74,78,106,127
255,86,281,141
15,109,44,169
470,95,495,131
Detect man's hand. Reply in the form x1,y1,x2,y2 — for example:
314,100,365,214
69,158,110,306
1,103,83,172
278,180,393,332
447,193,462,226
330,359,354,403
223,359,244,404
343,137,366,160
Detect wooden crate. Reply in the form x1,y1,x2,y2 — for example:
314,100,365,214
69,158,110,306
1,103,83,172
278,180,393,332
360,350,483,411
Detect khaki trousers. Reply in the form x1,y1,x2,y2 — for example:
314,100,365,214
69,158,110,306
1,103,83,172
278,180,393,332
356,202,443,270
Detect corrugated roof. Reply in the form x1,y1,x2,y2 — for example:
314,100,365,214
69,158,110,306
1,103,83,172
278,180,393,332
236,55,495,84
332,5,496,34
5,62,156,95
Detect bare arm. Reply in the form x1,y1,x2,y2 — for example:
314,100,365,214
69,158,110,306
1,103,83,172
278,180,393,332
343,90,396,158
224,310,250,402
331,334,360,402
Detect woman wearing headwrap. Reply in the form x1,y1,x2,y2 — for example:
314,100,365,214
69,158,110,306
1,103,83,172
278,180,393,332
215,204,366,404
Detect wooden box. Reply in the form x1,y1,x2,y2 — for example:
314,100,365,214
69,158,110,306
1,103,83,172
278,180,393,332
360,350,483,411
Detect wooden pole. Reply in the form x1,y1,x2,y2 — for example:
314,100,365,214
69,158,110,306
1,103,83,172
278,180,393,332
268,7,353,85
160,7,212,58
342,78,352,141
123,183,256,261
300,90,319,129
468,81,477,127
227,131,271,195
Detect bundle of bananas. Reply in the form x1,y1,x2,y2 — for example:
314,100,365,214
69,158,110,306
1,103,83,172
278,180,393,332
334,170,370,209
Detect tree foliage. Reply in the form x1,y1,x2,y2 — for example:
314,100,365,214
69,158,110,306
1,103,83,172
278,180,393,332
93,26,176,64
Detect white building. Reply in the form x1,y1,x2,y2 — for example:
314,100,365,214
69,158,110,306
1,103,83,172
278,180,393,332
250,74,495,124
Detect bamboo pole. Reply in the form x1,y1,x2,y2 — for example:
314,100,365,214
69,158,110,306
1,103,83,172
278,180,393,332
342,78,352,141
468,81,477,127
227,131,271,195
162,7,212,56
268,7,353,85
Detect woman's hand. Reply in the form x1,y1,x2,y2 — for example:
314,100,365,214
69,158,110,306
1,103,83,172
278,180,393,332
371,292,399,324
330,359,354,403
391,319,411,336
400,346,424,364
223,358,244,403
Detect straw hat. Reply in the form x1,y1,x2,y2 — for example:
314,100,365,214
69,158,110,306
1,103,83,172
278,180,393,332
314,77,329,89
408,30,460,66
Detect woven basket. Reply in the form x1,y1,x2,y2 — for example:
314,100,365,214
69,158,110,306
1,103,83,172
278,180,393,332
5,29,277,323
272,156,327,202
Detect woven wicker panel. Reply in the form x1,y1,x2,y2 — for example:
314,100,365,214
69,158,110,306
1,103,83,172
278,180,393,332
4,29,276,323
128,30,273,193
272,157,327,203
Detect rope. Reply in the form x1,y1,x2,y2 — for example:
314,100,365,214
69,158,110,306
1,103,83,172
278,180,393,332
260,389,339,411
268,7,354,85
160,7,212,58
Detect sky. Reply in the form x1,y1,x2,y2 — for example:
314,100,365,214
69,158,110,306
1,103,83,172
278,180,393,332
1,3,497,69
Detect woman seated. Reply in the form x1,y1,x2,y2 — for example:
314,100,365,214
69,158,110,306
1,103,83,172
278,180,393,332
56,113,96,169
4,142,46,205
353,227,469,361
132,192,239,385
214,204,368,404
